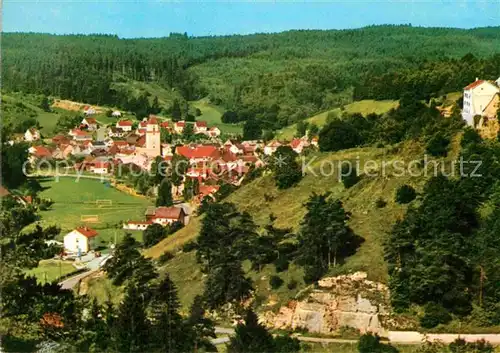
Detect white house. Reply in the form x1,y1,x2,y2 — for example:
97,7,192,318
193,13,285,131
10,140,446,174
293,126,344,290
194,121,208,134
81,117,98,131
63,227,98,254
83,107,97,116
264,140,282,155
112,111,122,117
123,221,152,231
462,78,500,126
116,120,133,132
24,128,41,142
174,121,186,134
207,127,221,138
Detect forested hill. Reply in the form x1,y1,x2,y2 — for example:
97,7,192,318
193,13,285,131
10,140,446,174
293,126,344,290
4,26,500,128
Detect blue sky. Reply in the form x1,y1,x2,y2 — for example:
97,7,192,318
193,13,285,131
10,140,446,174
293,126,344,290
3,1,500,38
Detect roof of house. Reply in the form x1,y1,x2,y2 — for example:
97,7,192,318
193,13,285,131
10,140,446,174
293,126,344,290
117,120,133,127
147,117,158,125
195,121,207,127
0,185,10,197
92,161,110,168
113,140,129,147
220,150,238,162
199,184,220,196
72,129,91,136
209,127,220,131
74,226,98,238
151,206,184,219
83,117,97,124
135,135,146,147
290,138,303,149
176,145,219,159
464,80,487,90
160,121,170,128
32,145,53,158
175,121,186,127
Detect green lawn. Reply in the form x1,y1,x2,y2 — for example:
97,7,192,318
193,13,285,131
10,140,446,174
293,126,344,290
36,177,151,248
25,259,77,283
277,99,398,140
190,99,242,135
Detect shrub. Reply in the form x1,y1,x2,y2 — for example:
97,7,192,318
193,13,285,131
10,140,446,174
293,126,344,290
449,338,493,353
395,184,416,204
269,275,284,289
426,133,450,157
157,251,174,265
420,303,452,329
274,256,290,272
375,198,387,208
182,240,198,252
287,279,298,290
341,165,360,189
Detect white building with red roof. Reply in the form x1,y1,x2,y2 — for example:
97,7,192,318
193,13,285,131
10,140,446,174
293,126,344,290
264,140,282,155
176,145,220,164
174,121,186,134
145,206,186,226
81,117,98,131
135,117,161,158
194,121,208,134
24,128,41,142
207,127,221,138
116,120,133,132
63,226,98,254
462,78,500,126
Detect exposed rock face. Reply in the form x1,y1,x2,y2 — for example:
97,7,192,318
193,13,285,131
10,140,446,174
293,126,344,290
263,272,390,335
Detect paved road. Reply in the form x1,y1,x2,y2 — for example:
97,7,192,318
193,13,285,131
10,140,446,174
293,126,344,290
59,269,98,290
211,327,500,346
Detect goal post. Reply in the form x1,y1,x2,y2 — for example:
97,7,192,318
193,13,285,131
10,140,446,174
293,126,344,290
80,215,99,223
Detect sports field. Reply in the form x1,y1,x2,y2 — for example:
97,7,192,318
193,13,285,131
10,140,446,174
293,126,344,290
37,177,151,248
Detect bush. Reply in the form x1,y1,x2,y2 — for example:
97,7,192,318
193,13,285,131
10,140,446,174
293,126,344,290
274,256,290,272
395,184,417,204
269,275,284,289
449,338,493,353
157,251,174,265
341,165,360,189
182,240,198,252
420,303,452,329
287,279,298,290
375,198,387,208
426,133,450,157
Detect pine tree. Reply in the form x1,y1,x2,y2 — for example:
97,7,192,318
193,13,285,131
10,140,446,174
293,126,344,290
186,295,216,353
171,99,182,122
149,274,186,352
113,283,150,352
227,310,275,353
270,145,302,189
40,95,51,112
298,193,358,282
156,179,173,207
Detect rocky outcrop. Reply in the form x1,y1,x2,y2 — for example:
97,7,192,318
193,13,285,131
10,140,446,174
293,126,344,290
262,272,390,335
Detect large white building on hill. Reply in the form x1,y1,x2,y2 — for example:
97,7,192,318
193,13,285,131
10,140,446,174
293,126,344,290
462,78,500,127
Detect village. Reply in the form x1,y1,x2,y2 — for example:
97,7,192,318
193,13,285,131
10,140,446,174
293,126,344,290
18,107,319,258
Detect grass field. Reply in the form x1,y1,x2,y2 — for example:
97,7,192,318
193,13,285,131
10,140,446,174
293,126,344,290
278,99,399,140
36,177,151,248
25,259,77,283
190,99,242,135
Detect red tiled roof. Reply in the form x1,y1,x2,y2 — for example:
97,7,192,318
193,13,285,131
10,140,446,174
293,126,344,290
195,121,207,127
136,135,146,147
175,121,186,127
176,145,219,159
290,138,303,148
84,118,97,124
220,151,238,162
113,140,128,146
199,184,220,196
33,146,52,158
464,80,485,90
75,227,98,238
92,161,110,169
147,117,158,125
72,129,91,136
0,185,10,197
160,122,170,128
152,207,183,220
117,120,133,127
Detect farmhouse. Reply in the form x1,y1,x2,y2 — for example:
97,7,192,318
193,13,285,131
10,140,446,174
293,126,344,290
462,78,500,126
81,117,98,131
123,220,153,231
145,206,186,226
25,128,41,142
194,121,208,134
174,121,185,134
63,226,98,254
176,145,220,164
116,120,133,132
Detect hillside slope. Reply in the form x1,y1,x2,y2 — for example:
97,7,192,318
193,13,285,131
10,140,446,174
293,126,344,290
144,138,462,310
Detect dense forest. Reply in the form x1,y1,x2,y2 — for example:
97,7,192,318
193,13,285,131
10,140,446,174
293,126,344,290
4,26,500,128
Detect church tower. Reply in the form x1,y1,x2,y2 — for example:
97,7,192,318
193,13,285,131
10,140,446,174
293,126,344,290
145,117,161,156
